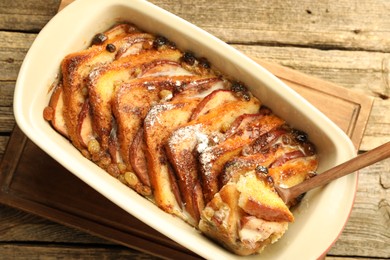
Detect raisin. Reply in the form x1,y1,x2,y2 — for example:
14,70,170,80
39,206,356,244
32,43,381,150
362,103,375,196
91,33,108,45
303,142,316,156
266,175,274,185
259,105,272,115
198,57,211,69
255,165,269,175
293,129,308,143
231,81,250,101
106,43,116,52
231,81,246,92
181,52,196,65
153,36,168,49
167,41,176,49
43,106,54,121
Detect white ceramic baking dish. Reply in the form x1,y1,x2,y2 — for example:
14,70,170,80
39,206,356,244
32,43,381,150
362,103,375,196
14,0,357,259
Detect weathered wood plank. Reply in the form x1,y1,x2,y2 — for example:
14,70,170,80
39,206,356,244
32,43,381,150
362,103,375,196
0,244,376,260
0,31,35,81
328,159,390,258
326,257,383,260
0,136,9,160
0,109,14,133
0,0,60,32
149,0,390,52
0,81,14,107
361,99,390,150
0,244,158,260
234,45,390,96
1,0,389,51
0,81,16,134
0,205,109,244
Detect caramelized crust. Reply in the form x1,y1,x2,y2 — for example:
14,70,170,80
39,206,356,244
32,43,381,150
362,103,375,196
144,99,200,223
220,126,318,192
166,92,261,221
87,49,183,155
61,24,136,152
113,75,212,171
199,113,285,203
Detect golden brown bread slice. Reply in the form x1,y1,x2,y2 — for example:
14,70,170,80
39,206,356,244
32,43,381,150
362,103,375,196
189,89,238,120
166,90,261,223
113,76,209,171
124,77,225,200
87,49,183,159
199,170,293,256
74,32,158,149
235,171,294,222
219,125,318,201
144,99,201,223
198,113,285,203
61,24,138,152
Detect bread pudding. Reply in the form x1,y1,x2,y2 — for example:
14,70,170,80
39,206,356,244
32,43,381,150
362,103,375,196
43,23,318,256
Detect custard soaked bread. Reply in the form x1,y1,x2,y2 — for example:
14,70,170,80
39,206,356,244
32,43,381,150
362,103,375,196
44,23,318,256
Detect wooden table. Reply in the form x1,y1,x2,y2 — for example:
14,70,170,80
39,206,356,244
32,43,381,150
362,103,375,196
1,0,389,259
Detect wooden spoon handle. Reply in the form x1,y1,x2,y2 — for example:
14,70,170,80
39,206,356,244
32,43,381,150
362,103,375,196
287,141,390,200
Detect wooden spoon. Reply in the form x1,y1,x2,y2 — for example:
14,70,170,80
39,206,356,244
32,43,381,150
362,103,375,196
275,141,390,204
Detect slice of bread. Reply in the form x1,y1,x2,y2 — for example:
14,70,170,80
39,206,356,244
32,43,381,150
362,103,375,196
87,49,183,154
199,170,292,256
61,24,137,152
144,99,200,223
198,113,285,203
166,90,261,222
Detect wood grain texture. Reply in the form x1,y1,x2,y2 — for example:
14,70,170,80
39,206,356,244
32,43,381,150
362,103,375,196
0,0,389,259
149,0,390,52
0,244,158,260
328,159,390,257
0,205,109,244
0,137,9,158
0,0,60,31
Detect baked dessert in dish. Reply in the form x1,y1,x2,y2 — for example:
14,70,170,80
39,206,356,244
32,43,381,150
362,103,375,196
43,23,318,256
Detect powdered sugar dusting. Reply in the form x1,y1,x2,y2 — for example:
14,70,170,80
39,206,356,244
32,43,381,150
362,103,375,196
145,103,175,127
168,124,202,151
197,132,224,178
199,146,215,178
195,131,209,153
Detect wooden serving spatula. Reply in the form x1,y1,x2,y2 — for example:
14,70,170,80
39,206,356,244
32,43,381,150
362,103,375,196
276,141,390,204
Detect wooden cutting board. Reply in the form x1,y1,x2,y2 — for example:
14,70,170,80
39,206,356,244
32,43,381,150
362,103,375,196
0,1,374,259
